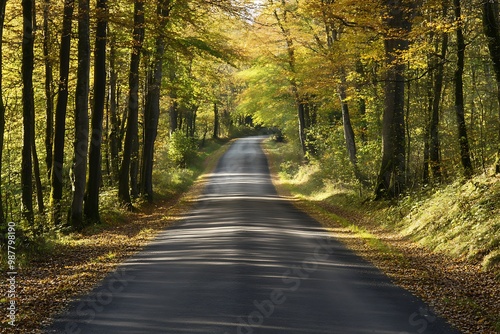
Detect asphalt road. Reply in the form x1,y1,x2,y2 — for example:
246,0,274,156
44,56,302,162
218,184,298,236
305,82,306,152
45,137,460,334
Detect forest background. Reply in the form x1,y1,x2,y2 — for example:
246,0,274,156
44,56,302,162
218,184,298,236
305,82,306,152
0,0,499,282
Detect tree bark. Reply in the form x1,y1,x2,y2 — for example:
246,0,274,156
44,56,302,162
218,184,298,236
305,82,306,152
430,31,448,181
339,79,357,166
51,0,74,225
84,0,107,223
482,0,500,174
169,67,178,135
119,0,145,208
213,102,219,139
108,32,120,182
142,0,171,202
71,0,90,229
21,0,35,224
32,141,44,215
423,61,433,185
453,0,473,178
339,79,370,187
43,0,54,180
375,1,412,199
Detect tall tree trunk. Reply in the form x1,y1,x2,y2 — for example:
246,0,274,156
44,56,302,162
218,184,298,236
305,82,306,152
168,67,178,135
339,79,370,187
43,0,54,179
142,0,171,202
71,0,90,229
355,60,368,145
119,0,145,208
84,0,107,223
375,1,412,199
453,0,473,178
482,0,500,174
32,143,45,217
213,102,219,139
51,0,74,225
0,0,6,226
430,30,448,181
423,62,433,185
169,100,178,135
108,32,120,182
274,2,307,157
190,106,198,138
21,0,35,224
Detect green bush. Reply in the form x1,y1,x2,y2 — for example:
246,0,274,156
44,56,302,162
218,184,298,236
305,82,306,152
168,132,198,168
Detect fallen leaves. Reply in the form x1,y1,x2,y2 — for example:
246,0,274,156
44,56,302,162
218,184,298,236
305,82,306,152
0,193,198,334
296,200,500,334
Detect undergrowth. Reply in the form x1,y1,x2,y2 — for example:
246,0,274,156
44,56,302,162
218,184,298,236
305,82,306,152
0,138,231,270
265,139,500,273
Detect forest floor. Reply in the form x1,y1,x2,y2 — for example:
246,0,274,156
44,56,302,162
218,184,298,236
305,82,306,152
0,139,233,334
263,140,500,334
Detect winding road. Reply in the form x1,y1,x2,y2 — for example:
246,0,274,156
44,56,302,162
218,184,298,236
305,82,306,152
46,137,459,334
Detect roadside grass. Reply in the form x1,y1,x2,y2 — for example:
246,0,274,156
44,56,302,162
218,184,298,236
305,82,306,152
264,139,500,274
0,138,233,333
263,138,500,334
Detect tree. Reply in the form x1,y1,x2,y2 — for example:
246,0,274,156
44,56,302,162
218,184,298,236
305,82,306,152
423,0,449,184
430,16,448,182
482,0,500,174
118,0,145,208
453,0,473,178
272,0,308,157
142,0,172,202
51,0,75,225
85,0,107,223
21,0,35,224
108,31,120,182
43,0,54,180
375,0,413,199
71,0,90,228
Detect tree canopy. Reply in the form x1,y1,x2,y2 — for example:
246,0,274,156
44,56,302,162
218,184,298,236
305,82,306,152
0,0,499,232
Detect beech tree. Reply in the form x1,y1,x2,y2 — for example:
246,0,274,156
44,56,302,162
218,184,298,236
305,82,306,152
84,0,107,223
118,0,145,208
51,0,74,225
272,0,308,156
482,0,500,174
21,0,35,224
374,0,413,198
453,0,473,178
43,0,54,180
141,0,172,201
71,0,90,228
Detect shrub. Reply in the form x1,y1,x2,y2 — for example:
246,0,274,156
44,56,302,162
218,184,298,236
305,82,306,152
168,132,198,168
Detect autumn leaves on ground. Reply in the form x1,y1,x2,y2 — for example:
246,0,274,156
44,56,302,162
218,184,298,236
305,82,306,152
0,139,233,333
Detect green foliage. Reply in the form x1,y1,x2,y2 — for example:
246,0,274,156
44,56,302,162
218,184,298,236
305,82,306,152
167,131,198,168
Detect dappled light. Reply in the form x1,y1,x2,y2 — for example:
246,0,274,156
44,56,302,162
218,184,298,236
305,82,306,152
0,0,498,332
45,138,459,334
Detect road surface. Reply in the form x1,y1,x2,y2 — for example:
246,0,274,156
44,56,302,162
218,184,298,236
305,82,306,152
45,137,459,334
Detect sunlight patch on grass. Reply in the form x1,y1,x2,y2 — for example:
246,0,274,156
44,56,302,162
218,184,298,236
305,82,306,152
395,175,500,267
264,138,500,274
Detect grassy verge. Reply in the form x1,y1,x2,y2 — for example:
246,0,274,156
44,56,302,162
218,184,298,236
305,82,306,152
0,138,233,333
263,139,500,334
